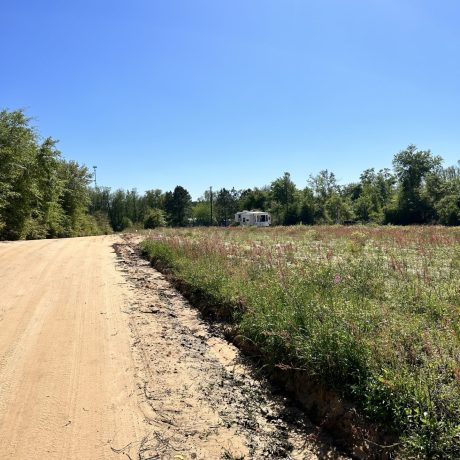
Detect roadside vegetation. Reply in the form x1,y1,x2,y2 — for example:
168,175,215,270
141,225,460,458
0,109,111,239
2,108,459,240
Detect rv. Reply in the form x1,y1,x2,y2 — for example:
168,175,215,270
235,210,271,227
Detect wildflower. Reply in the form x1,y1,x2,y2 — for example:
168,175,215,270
334,274,342,284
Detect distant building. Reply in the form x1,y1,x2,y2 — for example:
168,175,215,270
235,210,271,227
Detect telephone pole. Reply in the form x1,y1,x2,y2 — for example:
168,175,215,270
210,186,213,226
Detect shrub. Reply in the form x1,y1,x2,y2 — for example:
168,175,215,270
144,208,166,229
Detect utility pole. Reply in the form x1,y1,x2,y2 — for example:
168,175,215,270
210,186,213,226
93,165,97,188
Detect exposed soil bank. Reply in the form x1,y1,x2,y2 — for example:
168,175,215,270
136,236,398,459
116,235,347,459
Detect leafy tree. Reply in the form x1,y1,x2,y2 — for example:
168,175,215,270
89,186,111,213
350,168,396,223
299,187,315,224
108,189,127,231
0,109,39,239
238,187,269,211
308,170,338,222
125,189,141,223
308,169,338,201
192,201,212,225
271,172,296,208
144,189,164,208
35,137,65,237
325,193,353,224
215,188,239,225
58,160,92,235
164,186,192,226
271,172,299,224
144,208,166,228
427,161,460,225
436,195,460,225
388,145,442,224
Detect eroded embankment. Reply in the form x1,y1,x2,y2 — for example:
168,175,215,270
134,235,398,460
115,235,347,459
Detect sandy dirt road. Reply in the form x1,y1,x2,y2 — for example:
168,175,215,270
0,236,147,459
0,235,345,460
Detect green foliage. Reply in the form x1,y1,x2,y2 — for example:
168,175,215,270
0,108,106,240
436,195,460,226
192,201,212,225
390,145,443,224
164,186,192,226
141,226,460,457
121,216,133,230
144,207,166,228
239,187,269,211
215,187,239,225
2,108,458,237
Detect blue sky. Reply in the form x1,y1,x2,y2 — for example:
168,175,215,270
2,0,459,199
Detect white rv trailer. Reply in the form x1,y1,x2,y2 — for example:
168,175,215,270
235,210,271,227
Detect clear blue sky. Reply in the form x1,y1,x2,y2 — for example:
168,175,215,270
2,0,459,199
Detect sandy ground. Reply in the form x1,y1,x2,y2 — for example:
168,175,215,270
0,235,346,460
0,236,147,459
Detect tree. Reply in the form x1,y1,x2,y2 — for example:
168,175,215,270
164,186,192,226
238,187,269,211
192,201,212,226
271,172,296,208
58,160,92,235
325,193,353,224
144,208,166,228
142,189,164,211
35,137,65,237
389,145,442,224
299,187,315,224
427,161,460,225
271,172,299,225
215,188,239,225
436,195,460,226
125,189,141,223
0,109,39,239
108,189,127,231
307,170,339,223
308,170,338,201
349,168,396,223
89,186,111,216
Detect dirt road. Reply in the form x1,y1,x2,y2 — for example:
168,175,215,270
0,235,344,460
0,236,147,459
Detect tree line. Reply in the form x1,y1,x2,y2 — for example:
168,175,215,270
2,108,459,240
0,109,112,240
91,144,460,229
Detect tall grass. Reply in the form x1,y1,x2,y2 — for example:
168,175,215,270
140,226,460,458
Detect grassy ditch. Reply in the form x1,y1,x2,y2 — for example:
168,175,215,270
140,226,460,458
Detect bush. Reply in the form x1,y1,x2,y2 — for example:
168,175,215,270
121,216,133,230
144,208,166,229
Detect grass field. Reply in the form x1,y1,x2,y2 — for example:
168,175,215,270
140,225,460,458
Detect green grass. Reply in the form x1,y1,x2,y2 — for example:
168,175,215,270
140,225,460,458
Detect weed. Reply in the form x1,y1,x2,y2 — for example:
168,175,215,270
140,225,460,457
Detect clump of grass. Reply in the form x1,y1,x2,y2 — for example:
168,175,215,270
140,225,460,458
